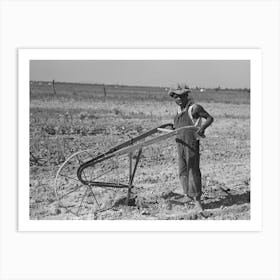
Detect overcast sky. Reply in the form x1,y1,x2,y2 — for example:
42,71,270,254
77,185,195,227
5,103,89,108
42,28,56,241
30,60,250,88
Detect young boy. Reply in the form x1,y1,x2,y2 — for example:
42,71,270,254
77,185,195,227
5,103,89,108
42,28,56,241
169,84,214,212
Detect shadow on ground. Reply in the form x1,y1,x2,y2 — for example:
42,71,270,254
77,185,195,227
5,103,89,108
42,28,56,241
203,191,250,210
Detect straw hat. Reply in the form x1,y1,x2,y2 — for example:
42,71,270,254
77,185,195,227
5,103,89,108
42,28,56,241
168,83,191,97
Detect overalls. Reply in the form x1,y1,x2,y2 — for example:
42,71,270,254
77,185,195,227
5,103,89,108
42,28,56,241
174,104,202,198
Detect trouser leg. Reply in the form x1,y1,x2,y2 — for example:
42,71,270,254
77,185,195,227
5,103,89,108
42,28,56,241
177,146,189,195
177,140,202,198
187,140,202,198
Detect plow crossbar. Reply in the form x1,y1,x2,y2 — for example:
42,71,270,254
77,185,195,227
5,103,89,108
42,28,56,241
77,123,198,185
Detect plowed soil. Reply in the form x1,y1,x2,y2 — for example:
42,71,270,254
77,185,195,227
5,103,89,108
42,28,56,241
29,82,250,220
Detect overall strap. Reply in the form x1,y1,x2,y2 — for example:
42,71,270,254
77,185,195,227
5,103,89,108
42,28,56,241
188,104,202,127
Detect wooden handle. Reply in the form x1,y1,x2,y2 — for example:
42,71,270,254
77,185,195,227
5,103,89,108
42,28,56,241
157,128,173,133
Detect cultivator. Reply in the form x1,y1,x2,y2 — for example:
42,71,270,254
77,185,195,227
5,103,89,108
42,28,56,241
54,123,198,216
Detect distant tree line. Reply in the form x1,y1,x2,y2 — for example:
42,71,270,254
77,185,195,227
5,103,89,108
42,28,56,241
194,86,250,93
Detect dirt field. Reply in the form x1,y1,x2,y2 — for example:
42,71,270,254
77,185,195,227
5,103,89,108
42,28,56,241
29,82,250,220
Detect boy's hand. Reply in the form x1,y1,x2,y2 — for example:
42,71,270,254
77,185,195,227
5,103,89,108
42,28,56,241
197,127,206,138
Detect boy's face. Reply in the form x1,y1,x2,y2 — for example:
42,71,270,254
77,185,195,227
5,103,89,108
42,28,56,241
173,93,188,107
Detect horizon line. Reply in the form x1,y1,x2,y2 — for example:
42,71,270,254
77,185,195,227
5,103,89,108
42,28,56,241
30,79,250,90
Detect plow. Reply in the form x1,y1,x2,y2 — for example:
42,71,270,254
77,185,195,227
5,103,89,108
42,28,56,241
54,123,199,216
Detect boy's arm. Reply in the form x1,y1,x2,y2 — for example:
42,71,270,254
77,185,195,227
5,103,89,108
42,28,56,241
192,104,214,137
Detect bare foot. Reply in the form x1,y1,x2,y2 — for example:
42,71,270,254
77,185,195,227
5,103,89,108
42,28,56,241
180,194,193,204
193,200,204,213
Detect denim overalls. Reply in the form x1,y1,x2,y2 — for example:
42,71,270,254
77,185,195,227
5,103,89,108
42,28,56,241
173,104,202,198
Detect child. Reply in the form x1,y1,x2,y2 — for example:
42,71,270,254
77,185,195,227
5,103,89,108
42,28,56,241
169,84,214,212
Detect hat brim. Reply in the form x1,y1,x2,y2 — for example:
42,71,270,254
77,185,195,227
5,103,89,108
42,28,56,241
168,89,191,97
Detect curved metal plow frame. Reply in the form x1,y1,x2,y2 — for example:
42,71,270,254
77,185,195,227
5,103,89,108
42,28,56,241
54,124,198,215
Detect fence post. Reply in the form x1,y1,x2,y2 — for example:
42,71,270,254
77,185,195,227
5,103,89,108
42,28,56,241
52,79,57,95
103,84,107,97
